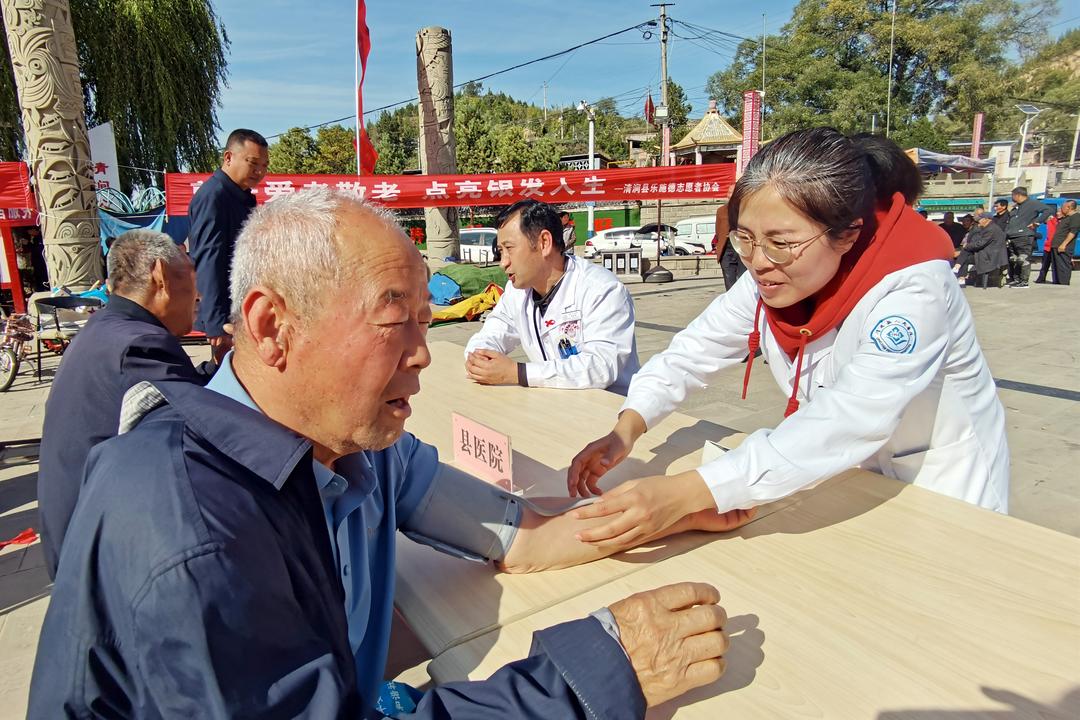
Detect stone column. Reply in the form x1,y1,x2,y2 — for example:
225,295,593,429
1,0,102,291
416,26,458,268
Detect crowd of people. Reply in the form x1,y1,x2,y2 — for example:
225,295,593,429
28,125,1056,718
948,189,1076,289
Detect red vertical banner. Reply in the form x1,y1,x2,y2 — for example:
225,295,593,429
739,90,762,176
355,1,378,175
971,112,984,159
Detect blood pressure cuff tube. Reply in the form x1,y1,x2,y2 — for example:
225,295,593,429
402,463,522,563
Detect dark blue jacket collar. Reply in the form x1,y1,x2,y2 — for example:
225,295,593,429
105,294,166,330
148,380,312,491
212,168,256,206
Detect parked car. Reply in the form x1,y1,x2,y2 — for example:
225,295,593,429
633,224,674,258
583,226,639,258
673,215,714,255
459,227,498,263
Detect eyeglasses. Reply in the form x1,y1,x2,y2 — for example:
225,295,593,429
728,227,832,265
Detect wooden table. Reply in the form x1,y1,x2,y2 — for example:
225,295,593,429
427,472,1080,718
396,341,799,656
397,342,1080,717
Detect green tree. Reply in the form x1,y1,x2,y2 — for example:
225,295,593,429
313,125,359,174
0,0,229,187
704,0,1059,143
369,104,418,174
1012,28,1080,163
268,127,317,174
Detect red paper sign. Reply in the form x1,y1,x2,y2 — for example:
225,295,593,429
164,164,736,215
452,412,513,490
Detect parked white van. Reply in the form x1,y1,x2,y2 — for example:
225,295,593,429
673,215,716,254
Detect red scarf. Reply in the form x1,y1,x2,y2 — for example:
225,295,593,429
741,192,954,416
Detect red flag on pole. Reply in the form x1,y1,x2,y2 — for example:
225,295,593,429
355,1,378,175
644,94,656,126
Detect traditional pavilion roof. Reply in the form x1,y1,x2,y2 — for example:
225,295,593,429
672,100,742,150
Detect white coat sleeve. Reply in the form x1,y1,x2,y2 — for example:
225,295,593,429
464,290,522,358
621,271,759,427
522,280,636,390
701,271,951,513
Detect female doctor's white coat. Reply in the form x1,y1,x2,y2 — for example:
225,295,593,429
466,255,641,393
623,259,1010,513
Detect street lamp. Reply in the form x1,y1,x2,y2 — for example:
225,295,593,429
577,100,596,238
1015,103,1043,186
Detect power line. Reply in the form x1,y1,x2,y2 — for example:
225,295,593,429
265,19,657,140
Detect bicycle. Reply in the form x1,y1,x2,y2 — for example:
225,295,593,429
0,308,35,392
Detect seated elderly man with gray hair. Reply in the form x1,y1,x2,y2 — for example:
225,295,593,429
30,188,748,719
37,229,212,580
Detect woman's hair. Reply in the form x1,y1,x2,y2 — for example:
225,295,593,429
851,133,923,205
728,127,920,241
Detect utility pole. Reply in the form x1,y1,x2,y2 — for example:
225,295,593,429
1071,111,1079,169
647,3,674,283
761,12,766,135
543,82,548,124
885,0,897,138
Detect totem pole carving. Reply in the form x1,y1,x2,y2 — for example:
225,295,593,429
416,26,459,268
2,0,103,290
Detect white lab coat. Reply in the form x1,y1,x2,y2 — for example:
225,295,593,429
623,260,1010,513
465,256,640,393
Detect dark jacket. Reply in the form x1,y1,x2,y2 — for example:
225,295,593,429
962,223,1008,275
992,211,1009,234
29,381,645,720
37,296,213,579
187,169,256,336
1005,198,1052,241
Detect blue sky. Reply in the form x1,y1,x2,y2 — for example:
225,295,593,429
213,0,1078,145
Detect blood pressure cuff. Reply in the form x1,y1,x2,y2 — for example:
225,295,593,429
402,463,523,563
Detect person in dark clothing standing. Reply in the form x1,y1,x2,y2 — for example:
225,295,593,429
187,128,268,362
1004,186,1051,288
714,194,746,291
939,211,967,251
37,230,213,579
1050,199,1078,286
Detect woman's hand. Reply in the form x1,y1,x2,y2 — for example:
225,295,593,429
569,471,718,547
567,410,647,497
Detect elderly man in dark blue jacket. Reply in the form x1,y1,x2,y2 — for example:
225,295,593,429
30,189,743,719
37,229,212,579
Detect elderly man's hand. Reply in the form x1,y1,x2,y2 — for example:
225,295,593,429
609,582,729,707
465,349,517,385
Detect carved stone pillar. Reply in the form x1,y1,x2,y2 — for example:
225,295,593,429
1,0,102,291
416,26,458,268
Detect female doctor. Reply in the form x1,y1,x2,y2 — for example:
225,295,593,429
567,128,1009,547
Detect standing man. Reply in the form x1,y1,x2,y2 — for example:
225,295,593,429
939,211,967,251
37,230,212,578
465,199,640,393
1050,200,1078,286
187,128,268,362
1004,186,1051,288
559,211,576,255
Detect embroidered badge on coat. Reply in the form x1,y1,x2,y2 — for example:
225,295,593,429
869,315,917,354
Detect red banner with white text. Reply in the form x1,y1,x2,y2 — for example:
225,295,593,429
164,164,736,216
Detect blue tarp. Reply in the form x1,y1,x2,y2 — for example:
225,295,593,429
429,273,463,306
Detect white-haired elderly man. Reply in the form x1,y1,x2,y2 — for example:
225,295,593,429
37,229,210,580
31,188,752,719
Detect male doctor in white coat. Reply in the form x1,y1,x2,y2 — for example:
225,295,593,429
465,199,640,393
